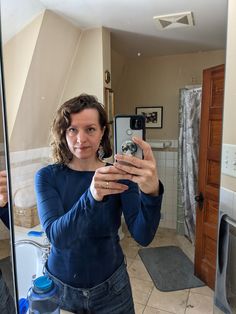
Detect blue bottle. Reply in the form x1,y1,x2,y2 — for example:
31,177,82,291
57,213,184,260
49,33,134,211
27,275,60,314
18,298,29,314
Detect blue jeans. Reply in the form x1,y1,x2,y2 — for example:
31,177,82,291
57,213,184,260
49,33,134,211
44,260,135,314
0,270,15,314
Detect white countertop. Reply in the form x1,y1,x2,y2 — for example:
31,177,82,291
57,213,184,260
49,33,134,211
14,224,46,245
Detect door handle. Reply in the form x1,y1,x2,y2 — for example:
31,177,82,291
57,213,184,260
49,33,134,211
195,192,204,209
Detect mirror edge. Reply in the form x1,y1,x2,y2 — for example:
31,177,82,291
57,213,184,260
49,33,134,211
0,5,19,313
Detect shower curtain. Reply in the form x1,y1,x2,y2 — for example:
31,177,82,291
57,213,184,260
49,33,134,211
177,87,202,243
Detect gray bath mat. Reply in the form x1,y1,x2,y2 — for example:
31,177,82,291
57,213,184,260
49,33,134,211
138,245,205,291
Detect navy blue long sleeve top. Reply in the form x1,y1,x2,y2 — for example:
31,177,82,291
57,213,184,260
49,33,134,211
0,204,9,228
35,164,163,288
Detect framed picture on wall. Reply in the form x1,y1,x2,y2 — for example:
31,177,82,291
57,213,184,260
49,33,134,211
104,88,114,123
136,106,163,128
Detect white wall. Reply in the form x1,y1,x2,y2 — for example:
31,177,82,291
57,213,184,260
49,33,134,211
221,0,236,191
3,12,44,138
62,28,105,103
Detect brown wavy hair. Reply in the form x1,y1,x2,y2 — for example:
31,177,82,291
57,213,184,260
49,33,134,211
50,94,112,164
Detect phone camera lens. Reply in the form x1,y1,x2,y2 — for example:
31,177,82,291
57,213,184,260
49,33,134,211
131,117,143,130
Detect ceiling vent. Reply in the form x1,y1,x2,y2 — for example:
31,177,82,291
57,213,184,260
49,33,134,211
153,11,194,30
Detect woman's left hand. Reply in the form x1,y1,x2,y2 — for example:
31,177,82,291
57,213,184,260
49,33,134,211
0,170,8,207
114,137,159,196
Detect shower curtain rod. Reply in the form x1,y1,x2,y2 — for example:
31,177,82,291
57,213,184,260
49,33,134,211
184,85,202,90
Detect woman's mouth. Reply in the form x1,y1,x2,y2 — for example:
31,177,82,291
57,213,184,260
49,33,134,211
74,146,89,150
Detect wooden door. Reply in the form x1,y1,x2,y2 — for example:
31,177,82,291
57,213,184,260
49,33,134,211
194,64,225,289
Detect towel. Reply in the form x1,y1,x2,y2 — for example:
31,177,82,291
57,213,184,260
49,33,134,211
214,212,231,314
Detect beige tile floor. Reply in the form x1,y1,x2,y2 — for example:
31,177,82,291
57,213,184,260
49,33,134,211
120,227,215,314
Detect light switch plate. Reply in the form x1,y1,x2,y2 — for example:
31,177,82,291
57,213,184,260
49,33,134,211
221,144,236,177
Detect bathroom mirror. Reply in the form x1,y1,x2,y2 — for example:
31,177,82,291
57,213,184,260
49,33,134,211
0,0,230,313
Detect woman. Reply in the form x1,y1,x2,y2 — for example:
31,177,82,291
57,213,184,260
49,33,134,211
35,94,163,313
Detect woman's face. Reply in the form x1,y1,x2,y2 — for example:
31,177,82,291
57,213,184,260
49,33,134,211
66,108,105,161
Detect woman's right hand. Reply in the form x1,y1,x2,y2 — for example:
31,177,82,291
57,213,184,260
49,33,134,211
90,165,132,201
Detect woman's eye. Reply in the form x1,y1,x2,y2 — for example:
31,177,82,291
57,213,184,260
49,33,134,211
87,127,96,133
67,127,77,135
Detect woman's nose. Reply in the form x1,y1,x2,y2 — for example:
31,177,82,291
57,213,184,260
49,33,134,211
76,131,86,143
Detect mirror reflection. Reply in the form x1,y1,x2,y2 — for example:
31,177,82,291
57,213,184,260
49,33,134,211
0,66,15,312
0,0,231,313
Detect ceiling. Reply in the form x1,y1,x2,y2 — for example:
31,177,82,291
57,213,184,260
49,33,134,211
1,0,228,57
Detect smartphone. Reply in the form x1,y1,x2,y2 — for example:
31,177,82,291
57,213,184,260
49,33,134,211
114,115,145,159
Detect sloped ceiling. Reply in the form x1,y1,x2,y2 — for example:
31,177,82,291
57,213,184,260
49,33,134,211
1,0,228,57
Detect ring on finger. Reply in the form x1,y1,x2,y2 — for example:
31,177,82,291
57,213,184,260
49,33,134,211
105,181,109,189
